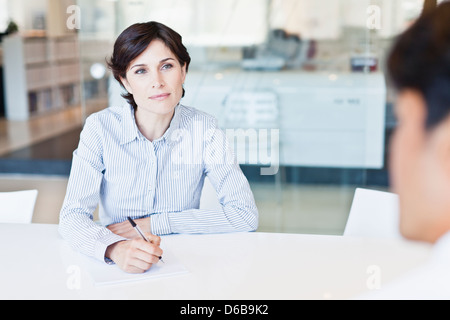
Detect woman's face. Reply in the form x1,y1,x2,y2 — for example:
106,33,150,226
389,90,450,243
121,39,186,117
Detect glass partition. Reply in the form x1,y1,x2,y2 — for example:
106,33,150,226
76,0,116,119
98,0,397,234
0,0,437,234
67,0,439,234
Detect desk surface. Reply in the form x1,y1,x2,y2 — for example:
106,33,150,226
0,223,432,300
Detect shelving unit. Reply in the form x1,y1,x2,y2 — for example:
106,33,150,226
2,35,81,120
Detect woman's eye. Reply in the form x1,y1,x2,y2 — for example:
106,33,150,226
135,68,146,74
161,63,173,70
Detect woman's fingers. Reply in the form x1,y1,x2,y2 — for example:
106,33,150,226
107,238,163,274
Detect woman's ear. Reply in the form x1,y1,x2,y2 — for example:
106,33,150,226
120,77,133,95
181,63,187,83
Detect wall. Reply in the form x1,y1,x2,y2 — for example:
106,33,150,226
7,0,47,31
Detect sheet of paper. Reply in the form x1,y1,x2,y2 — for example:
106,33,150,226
82,246,189,287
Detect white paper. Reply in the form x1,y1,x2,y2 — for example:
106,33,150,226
82,247,189,287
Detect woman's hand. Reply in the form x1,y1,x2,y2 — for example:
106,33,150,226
105,235,163,274
106,218,162,273
107,217,151,239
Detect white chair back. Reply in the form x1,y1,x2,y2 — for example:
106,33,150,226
0,190,38,224
343,188,401,239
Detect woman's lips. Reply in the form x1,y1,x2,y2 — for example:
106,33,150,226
149,93,171,101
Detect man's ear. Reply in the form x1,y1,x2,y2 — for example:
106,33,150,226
402,90,428,127
121,77,133,95
434,114,450,179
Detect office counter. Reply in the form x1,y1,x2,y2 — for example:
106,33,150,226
182,70,387,169
0,223,431,300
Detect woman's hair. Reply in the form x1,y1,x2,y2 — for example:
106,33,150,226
107,21,191,110
387,2,450,129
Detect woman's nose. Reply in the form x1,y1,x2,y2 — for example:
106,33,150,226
151,73,164,89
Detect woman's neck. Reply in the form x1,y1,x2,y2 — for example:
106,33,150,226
134,108,175,142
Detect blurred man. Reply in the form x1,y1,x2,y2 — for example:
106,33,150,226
359,2,450,299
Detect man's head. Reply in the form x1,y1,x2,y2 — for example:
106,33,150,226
388,2,450,243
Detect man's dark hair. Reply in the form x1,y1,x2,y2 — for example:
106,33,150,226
107,21,191,110
387,2,450,129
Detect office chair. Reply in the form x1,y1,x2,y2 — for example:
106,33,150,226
0,190,38,224
343,188,402,239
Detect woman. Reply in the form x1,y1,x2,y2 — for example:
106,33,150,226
59,21,258,274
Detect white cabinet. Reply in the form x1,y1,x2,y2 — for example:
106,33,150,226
182,70,386,169
2,35,81,120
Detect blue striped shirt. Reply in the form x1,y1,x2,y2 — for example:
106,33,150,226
59,104,259,263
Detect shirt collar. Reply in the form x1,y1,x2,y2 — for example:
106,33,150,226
119,104,140,145
119,103,183,146
160,103,183,145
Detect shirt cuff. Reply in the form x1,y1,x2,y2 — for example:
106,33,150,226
150,212,172,235
94,232,127,264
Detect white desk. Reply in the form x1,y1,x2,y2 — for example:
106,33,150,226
0,223,431,300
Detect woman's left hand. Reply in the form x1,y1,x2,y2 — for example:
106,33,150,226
107,217,152,239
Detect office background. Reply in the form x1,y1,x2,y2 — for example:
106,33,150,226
0,0,440,233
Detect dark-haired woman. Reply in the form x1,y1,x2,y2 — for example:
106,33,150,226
59,22,258,274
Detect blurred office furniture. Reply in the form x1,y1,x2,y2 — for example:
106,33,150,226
0,46,4,118
221,89,279,175
182,71,386,169
78,39,113,116
2,35,81,120
46,0,78,38
242,29,307,71
343,188,401,238
222,90,279,129
0,66,4,118
0,189,38,224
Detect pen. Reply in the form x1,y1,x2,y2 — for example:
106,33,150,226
127,217,164,263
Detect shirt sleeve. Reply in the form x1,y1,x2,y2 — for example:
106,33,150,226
58,115,126,263
150,118,259,235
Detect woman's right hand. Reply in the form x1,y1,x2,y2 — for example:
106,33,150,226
105,235,163,274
